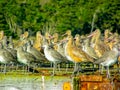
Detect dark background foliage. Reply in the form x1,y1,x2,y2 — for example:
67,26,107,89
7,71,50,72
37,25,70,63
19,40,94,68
0,0,120,38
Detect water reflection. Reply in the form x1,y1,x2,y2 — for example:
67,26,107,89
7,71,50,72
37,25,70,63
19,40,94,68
0,74,72,90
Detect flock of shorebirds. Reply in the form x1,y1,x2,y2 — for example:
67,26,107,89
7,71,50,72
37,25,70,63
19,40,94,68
0,29,120,78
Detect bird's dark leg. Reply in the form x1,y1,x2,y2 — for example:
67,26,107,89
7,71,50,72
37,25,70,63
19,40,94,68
72,63,76,76
50,62,53,68
101,65,104,74
99,64,103,74
92,63,95,74
117,61,120,73
107,66,110,78
65,62,69,73
77,62,82,75
73,62,80,76
0,64,3,72
16,64,19,71
10,63,14,72
52,62,57,76
99,64,101,74
72,62,76,76
33,63,37,73
25,65,28,74
3,64,6,74
23,65,25,73
12,63,14,71
57,63,61,72
27,64,30,73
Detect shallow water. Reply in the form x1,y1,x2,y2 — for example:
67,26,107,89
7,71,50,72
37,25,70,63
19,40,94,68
0,74,72,90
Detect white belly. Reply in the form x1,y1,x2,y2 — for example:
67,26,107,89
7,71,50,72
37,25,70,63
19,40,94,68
44,50,57,62
64,47,73,62
66,55,73,62
101,59,117,66
0,56,7,63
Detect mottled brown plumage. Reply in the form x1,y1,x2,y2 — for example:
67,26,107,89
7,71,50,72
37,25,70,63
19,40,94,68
94,45,119,78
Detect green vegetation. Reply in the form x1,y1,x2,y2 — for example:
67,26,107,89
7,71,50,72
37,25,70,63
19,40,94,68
73,77,80,90
0,0,120,38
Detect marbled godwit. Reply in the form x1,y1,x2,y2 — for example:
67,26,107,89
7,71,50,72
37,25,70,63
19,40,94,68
94,44,120,78
110,33,119,49
62,30,72,38
42,38,67,75
2,36,17,60
65,36,94,75
17,46,37,72
0,43,16,73
8,36,15,49
56,41,70,72
104,30,118,50
26,40,46,65
0,30,4,42
52,33,59,50
45,32,52,44
83,38,98,59
56,41,67,58
20,31,29,40
88,29,109,57
15,31,29,48
33,31,43,51
74,34,82,48
2,36,18,70
104,29,112,45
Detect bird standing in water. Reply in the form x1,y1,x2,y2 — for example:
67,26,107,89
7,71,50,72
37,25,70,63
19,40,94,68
0,43,16,73
17,45,37,73
94,44,120,78
64,36,94,75
42,38,67,76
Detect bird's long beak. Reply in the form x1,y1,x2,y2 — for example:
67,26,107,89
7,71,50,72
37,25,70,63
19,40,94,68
62,33,67,36
49,35,54,39
87,31,95,38
74,38,76,40
60,39,68,44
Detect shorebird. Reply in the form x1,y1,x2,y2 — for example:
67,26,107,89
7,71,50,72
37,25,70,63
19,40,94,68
56,41,70,71
15,31,29,48
74,34,82,48
52,33,59,43
33,31,43,51
42,38,67,75
17,45,37,72
0,43,16,73
8,42,18,70
20,31,29,40
0,30,4,42
2,36,17,59
62,30,72,39
52,33,59,50
1,36,18,70
56,41,66,58
104,30,118,50
104,29,112,45
45,32,52,44
94,44,120,78
88,29,109,57
83,38,98,59
26,40,46,66
64,35,94,75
